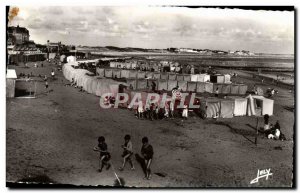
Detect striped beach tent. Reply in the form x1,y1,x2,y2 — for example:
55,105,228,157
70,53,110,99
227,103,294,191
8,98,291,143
161,73,168,80
187,81,197,92
168,73,177,80
157,79,168,91
153,72,161,79
205,98,221,118
126,79,137,90
128,70,137,79
104,69,113,78
177,80,187,92
176,74,184,81
137,71,146,79
167,80,178,91
196,82,206,93
112,69,121,78
230,84,239,94
96,68,105,77
136,79,148,90
121,69,130,78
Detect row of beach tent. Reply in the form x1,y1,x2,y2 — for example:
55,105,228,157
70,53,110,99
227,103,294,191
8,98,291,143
124,78,248,95
63,63,272,118
63,62,126,97
96,68,231,83
122,91,273,118
200,95,274,118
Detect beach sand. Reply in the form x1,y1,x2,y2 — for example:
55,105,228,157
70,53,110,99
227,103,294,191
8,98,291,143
6,61,294,187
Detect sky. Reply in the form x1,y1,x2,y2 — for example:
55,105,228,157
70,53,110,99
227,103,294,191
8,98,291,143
8,6,294,54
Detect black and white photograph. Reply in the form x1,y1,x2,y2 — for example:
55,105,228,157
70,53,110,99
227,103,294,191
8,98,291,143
5,5,295,188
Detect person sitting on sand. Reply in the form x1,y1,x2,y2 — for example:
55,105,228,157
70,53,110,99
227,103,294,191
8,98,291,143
141,137,153,180
79,86,84,92
119,135,135,171
93,136,111,172
213,112,219,120
71,78,76,87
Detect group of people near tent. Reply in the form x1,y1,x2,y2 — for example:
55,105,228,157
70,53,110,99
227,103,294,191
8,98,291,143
133,100,189,121
93,135,154,180
263,115,286,141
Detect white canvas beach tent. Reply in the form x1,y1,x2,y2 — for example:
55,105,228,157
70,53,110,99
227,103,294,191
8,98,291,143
228,96,248,116
198,74,210,82
191,74,198,82
96,68,105,77
220,99,234,118
121,69,130,78
224,74,231,83
204,97,221,118
67,56,76,63
63,63,126,97
246,95,274,116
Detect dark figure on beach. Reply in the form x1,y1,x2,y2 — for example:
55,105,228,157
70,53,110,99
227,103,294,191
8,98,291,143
93,136,111,172
215,87,219,97
119,135,135,171
264,114,269,125
141,137,153,180
151,81,156,92
129,84,134,90
45,81,49,93
149,103,155,121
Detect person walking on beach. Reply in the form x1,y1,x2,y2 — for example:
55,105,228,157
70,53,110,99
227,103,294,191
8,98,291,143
93,136,111,172
119,135,135,171
182,104,188,119
45,81,49,93
170,101,175,118
141,137,153,180
51,70,55,79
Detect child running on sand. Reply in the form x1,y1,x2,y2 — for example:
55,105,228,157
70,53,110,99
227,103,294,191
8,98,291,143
141,137,153,180
119,135,135,171
93,136,111,172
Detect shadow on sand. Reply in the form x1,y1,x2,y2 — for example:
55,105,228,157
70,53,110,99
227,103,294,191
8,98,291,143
213,121,257,145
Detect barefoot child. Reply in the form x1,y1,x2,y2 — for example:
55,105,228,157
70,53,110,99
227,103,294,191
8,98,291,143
119,135,135,171
141,137,153,180
93,136,111,172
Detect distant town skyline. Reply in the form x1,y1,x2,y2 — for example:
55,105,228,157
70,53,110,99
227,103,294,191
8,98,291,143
8,6,294,54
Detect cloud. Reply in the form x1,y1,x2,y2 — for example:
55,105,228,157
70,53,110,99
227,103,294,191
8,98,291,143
10,6,294,54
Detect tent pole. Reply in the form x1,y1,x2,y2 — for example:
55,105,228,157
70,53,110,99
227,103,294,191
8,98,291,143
34,81,37,98
255,117,259,145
